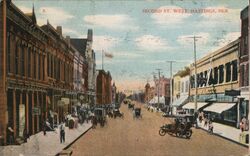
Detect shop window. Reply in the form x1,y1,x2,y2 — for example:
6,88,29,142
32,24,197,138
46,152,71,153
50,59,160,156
47,54,50,77
219,65,224,84
33,51,36,79
21,46,25,77
213,67,218,84
222,106,237,122
185,81,189,93
225,62,231,82
241,65,245,86
7,33,11,74
190,76,194,88
208,69,213,85
246,64,249,86
28,48,31,77
232,60,238,81
181,82,184,93
15,44,19,75
203,71,207,87
38,54,40,80
199,72,204,87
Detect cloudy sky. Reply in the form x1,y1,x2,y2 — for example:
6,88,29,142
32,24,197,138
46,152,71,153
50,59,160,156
13,0,248,92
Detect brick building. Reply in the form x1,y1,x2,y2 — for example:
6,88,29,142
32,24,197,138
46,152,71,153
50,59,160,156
0,0,91,145
239,6,249,119
96,70,112,105
144,83,155,104
71,30,96,105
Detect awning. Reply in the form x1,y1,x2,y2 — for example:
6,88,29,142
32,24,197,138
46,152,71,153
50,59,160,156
149,96,165,104
203,103,236,114
172,95,188,107
182,102,208,110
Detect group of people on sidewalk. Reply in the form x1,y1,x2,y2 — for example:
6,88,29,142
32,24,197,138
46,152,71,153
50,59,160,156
198,111,214,134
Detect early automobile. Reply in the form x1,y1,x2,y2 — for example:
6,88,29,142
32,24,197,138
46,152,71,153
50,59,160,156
94,108,107,127
159,115,193,139
133,108,142,119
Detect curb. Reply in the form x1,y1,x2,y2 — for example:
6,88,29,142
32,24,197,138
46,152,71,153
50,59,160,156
55,125,93,156
198,126,249,148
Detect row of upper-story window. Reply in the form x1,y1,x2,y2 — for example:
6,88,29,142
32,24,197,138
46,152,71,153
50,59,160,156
47,53,73,83
174,80,189,93
7,32,45,81
190,59,238,88
7,32,73,84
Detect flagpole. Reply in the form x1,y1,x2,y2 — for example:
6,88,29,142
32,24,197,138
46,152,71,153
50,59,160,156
102,49,104,70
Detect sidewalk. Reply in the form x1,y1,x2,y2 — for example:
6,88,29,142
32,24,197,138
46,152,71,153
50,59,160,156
0,122,92,156
197,121,249,147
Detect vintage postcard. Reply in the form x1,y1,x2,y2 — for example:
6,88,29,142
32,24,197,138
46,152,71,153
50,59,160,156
0,0,249,156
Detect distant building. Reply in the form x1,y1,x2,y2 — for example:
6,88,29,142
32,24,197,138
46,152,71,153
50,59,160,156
172,67,190,114
112,82,117,104
70,29,96,105
154,76,170,105
144,83,155,104
96,70,112,105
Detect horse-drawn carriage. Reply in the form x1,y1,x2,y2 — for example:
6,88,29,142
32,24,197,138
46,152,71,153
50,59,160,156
133,108,142,119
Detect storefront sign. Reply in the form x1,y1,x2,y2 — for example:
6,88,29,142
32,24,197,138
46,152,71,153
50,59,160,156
57,100,65,106
61,98,70,105
19,104,25,137
225,90,240,96
32,107,41,115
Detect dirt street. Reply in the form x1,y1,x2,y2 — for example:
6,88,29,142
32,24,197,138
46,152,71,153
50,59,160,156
70,102,248,156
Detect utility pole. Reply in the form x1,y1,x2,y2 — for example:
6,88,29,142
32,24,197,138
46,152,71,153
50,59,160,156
166,61,176,114
186,36,201,115
156,69,162,109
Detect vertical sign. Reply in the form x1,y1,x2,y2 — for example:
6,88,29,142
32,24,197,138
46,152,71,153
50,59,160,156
19,104,25,137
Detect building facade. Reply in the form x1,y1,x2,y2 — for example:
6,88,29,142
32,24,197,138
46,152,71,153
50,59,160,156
154,76,170,105
0,1,92,145
172,68,190,114
96,70,112,105
239,6,249,120
188,39,241,127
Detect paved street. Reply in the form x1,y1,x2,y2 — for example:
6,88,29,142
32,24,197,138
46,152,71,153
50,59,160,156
70,102,248,156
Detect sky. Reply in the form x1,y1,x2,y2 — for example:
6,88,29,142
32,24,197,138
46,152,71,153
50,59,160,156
13,0,248,92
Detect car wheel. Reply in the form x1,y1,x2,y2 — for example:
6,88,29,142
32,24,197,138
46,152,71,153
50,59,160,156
159,129,166,136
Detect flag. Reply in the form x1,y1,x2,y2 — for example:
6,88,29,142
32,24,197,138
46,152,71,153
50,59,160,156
104,52,113,58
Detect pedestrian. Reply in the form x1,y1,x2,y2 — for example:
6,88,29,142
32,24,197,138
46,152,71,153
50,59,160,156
198,111,203,123
59,123,65,143
43,120,47,135
23,128,28,142
204,117,208,128
240,121,244,132
7,123,14,145
208,120,213,134
242,116,247,131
